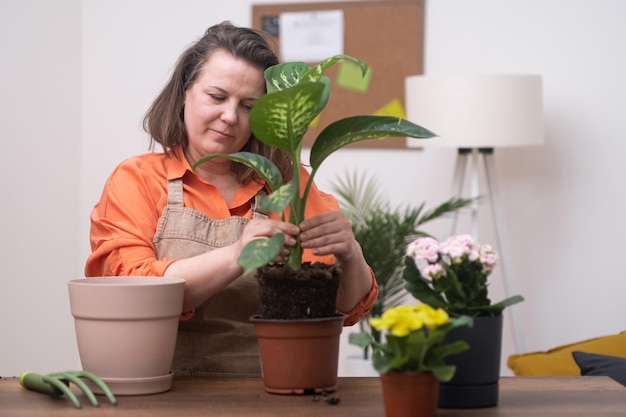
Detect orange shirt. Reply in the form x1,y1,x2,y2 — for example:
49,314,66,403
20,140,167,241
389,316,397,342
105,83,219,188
85,148,377,324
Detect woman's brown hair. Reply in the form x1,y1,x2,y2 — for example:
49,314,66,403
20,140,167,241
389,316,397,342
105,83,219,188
143,21,291,184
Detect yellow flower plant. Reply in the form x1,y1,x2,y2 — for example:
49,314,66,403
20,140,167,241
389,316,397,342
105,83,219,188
350,303,472,382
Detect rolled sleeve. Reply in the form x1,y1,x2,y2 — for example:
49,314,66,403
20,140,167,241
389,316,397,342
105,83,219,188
340,267,378,326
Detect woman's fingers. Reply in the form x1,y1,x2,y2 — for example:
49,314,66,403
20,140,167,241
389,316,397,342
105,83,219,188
299,211,356,260
239,219,299,251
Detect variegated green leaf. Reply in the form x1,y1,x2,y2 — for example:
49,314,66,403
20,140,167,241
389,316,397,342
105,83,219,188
193,152,282,191
303,54,367,82
299,55,365,113
259,179,298,213
265,62,312,93
264,55,363,113
314,76,332,114
309,116,437,170
249,82,325,152
238,234,285,275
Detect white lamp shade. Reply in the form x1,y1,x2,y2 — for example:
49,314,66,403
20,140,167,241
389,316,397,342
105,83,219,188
405,74,545,148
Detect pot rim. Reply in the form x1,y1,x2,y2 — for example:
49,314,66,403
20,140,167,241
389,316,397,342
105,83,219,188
69,277,185,287
249,313,345,323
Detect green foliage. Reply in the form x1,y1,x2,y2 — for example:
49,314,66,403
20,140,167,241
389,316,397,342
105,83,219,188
194,55,436,272
349,309,473,381
403,256,524,317
332,170,474,359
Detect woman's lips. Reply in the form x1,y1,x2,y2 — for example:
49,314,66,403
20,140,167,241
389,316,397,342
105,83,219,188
212,129,234,139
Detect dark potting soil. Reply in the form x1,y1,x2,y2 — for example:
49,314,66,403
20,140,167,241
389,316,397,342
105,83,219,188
257,262,341,320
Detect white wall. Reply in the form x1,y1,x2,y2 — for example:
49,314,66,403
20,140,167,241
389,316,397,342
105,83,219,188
2,0,626,377
0,0,82,376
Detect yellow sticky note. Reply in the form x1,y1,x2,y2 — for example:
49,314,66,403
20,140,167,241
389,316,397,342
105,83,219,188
336,61,372,93
309,114,320,128
373,98,406,119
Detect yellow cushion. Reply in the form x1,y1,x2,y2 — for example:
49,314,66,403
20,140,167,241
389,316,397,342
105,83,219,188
508,330,626,376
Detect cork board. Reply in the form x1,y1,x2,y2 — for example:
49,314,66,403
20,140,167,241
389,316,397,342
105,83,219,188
252,0,425,149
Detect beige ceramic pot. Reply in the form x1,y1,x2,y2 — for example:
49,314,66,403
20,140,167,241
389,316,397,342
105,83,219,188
68,277,185,395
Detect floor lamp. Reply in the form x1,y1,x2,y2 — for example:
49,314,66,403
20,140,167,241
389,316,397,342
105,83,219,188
404,74,545,354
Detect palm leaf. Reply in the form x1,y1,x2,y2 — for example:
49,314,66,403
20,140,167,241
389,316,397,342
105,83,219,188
416,196,477,226
331,169,387,226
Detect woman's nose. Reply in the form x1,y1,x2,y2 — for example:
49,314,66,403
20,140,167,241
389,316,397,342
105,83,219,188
220,103,238,125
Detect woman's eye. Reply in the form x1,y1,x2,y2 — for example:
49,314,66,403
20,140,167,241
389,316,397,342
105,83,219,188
241,103,254,111
209,94,225,102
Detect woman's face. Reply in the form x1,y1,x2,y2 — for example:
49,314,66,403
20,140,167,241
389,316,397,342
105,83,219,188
183,49,265,166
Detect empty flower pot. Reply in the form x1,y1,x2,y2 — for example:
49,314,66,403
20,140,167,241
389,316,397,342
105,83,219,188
68,277,185,395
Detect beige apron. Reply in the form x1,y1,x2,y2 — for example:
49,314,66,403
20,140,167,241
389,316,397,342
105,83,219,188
153,177,268,377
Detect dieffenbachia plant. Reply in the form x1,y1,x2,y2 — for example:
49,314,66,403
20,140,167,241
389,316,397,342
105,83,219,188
194,55,436,273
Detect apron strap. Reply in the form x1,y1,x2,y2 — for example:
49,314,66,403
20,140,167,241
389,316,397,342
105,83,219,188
251,190,270,219
167,178,184,207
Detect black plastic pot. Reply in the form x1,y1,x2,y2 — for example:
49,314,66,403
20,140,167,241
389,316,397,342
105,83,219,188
438,315,503,409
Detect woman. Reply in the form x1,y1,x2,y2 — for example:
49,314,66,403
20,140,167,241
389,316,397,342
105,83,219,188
85,21,378,376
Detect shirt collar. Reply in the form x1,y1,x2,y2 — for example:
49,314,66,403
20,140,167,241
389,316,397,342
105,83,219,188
164,146,192,180
163,146,268,201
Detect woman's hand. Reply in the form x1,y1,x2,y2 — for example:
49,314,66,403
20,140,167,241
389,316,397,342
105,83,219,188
236,218,300,260
166,218,300,311
299,210,374,314
298,211,358,263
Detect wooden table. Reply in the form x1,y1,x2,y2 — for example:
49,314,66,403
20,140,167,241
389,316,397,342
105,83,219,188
1,376,625,416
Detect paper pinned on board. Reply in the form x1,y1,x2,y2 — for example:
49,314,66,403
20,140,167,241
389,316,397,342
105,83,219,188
279,10,344,63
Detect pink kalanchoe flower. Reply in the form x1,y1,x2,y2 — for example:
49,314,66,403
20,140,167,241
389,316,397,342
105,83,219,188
406,237,440,263
479,244,498,271
423,263,444,279
402,233,522,319
439,234,479,261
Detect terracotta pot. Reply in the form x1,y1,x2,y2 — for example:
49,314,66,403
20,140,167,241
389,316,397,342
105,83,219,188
250,314,344,394
380,371,439,417
68,277,185,395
